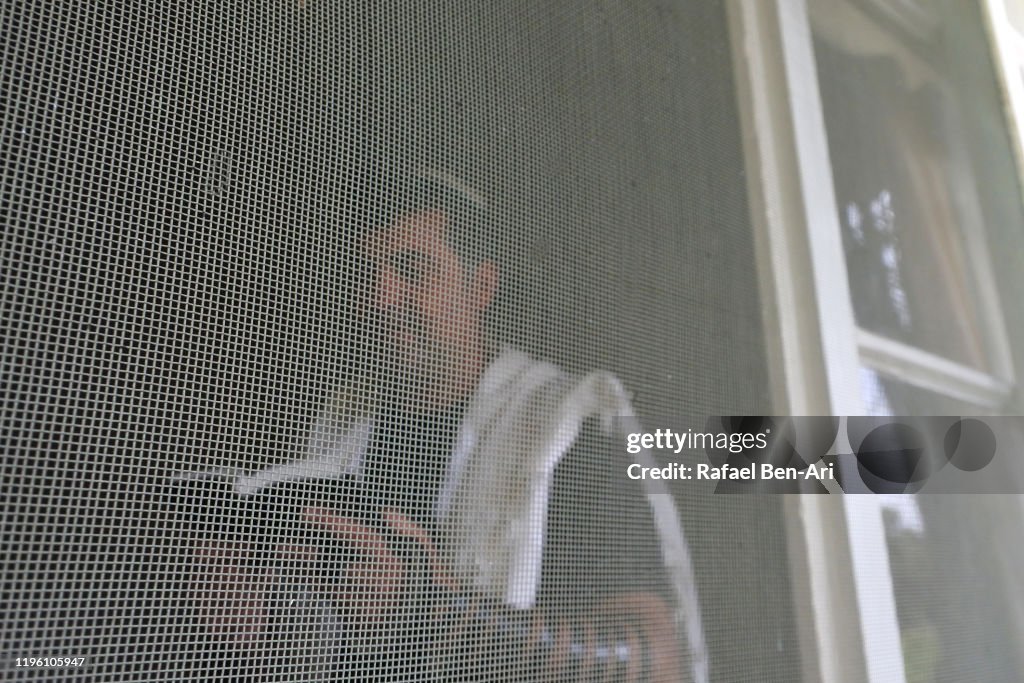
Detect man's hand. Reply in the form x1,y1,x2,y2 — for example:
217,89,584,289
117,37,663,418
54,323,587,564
189,507,448,650
300,506,456,622
595,592,684,683
189,540,267,648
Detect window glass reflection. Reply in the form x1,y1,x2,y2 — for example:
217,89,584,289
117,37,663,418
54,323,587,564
813,27,992,369
856,366,1023,681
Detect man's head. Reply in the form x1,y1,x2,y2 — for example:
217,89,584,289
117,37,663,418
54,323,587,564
358,170,499,411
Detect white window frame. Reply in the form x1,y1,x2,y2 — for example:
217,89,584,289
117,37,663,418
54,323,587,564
983,0,1024,210
726,1,1024,681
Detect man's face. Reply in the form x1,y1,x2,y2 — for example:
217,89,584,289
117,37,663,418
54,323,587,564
362,209,497,410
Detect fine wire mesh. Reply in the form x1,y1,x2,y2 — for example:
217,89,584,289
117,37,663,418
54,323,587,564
3,1,797,682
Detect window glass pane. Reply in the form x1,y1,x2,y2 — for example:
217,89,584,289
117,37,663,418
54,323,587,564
858,367,1024,681
881,495,1024,682
812,1,1024,371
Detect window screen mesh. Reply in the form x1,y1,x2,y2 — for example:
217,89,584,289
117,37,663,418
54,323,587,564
3,1,798,681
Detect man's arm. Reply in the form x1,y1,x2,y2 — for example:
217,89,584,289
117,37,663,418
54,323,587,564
305,413,691,682
286,416,692,681
303,505,683,682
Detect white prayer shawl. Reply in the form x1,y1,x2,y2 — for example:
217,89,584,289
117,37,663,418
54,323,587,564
436,348,707,683
171,347,707,683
